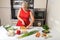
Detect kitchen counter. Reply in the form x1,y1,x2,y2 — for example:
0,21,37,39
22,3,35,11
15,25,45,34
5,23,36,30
0,26,60,40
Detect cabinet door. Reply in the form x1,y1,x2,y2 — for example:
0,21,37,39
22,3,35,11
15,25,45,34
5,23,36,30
34,0,46,8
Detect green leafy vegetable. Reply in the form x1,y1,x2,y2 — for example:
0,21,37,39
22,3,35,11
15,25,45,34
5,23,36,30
4,25,14,31
42,24,49,30
42,24,50,34
42,30,50,34
18,30,38,38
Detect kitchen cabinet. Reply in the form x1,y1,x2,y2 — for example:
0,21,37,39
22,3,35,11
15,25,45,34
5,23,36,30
33,8,46,26
34,0,46,8
33,0,47,26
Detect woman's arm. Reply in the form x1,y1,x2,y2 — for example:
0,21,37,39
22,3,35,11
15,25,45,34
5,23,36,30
17,8,25,25
26,11,34,28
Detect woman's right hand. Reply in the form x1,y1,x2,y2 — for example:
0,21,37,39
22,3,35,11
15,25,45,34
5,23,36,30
21,20,25,25
18,18,25,25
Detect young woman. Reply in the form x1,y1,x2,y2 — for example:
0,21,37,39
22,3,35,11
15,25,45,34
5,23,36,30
16,1,34,28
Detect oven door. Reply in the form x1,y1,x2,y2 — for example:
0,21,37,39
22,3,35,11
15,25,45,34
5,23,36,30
34,11,44,19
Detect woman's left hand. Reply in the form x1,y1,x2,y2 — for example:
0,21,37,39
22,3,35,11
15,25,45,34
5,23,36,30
26,26,30,29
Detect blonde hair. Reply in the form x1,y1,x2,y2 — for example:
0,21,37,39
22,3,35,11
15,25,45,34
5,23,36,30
22,1,29,7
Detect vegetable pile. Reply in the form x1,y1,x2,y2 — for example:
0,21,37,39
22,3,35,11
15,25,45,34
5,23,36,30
3,25,14,31
18,30,38,38
42,24,50,34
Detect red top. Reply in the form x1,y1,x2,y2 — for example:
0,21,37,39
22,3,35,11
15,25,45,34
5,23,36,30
16,8,30,27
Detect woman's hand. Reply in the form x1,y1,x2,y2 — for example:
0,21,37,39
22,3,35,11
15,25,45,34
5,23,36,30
26,26,30,29
26,25,31,29
21,20,25,25
26,11,34,29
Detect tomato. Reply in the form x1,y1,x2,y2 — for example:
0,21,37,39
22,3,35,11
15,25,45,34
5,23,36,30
16,30,21,35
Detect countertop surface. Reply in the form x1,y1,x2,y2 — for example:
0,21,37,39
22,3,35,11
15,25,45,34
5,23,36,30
0,26,60,40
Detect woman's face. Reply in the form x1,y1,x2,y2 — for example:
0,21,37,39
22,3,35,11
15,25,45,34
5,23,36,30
22,2,29,8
